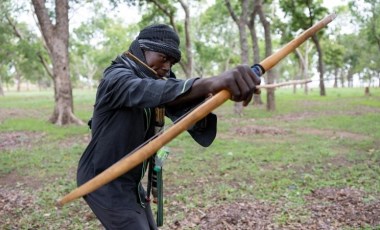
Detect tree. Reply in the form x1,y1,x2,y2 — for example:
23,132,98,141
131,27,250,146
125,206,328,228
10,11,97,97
0,1,50,94
32,0,83,125
6,17,50,89
247,0,262,105
323,40,344,88
71,8,139,87
349,0,380,51
194,0,240,77
349,0,380,87
225,0,251,115
0,6,13,95
249,0,276,111
294,41,313,93
279,0,328,96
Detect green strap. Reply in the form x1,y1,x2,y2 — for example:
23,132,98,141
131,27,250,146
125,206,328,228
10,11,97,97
154,166,164,227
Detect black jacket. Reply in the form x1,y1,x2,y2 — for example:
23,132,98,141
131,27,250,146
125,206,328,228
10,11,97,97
77,54,216,210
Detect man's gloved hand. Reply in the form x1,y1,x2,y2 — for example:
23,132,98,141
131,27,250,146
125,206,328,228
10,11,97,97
207,64,261,106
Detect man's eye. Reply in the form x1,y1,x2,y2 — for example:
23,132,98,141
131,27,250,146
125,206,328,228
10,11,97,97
161,55,167,62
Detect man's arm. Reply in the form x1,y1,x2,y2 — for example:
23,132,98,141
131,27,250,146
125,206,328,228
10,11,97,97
167,65,261,108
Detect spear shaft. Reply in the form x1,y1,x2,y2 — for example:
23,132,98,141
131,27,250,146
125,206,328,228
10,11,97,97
57,13,336,207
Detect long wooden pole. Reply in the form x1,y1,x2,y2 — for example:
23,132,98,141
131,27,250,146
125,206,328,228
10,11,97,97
57,13,336,207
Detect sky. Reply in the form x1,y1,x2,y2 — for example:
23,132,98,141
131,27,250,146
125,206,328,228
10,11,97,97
20,0,350,32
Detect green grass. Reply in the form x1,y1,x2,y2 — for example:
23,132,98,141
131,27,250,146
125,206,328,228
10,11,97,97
0,87,379,229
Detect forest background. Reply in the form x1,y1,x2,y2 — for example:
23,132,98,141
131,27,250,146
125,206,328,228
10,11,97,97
1,0,379,123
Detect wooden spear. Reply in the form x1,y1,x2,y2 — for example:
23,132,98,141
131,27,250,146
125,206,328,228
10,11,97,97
56,13,336,207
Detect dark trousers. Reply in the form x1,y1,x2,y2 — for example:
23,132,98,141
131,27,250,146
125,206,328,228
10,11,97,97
85,197,157,230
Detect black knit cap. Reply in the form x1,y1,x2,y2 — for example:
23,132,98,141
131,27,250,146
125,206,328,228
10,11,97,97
137,24,181,63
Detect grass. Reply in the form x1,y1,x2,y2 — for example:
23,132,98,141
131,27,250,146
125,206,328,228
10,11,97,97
0,87,379,229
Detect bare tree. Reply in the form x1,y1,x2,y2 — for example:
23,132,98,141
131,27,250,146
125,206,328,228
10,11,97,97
32,0,83,125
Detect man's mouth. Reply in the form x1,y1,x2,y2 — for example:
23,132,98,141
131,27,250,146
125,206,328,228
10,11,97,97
157,70,169,78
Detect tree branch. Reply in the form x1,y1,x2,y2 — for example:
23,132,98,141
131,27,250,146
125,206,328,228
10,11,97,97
37,52,54,79
31,0,54,47
257,79,312,89
5,14,23,39
5,11,54,79
148,0,177,32
224,0,238,23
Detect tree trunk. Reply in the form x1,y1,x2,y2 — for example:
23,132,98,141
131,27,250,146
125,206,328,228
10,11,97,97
333,68,338,88
304,41,311,95
347,68,354,88
178,0,193,79
365,87,370,96
311,34,326,96
248,2,263,106
225,0,250,116
49,51,80,125
266,88,275,111
294,49,303,94
248,6,260,64
340,69,345,88
32,0,83,125
15,66,21,92
0,82,4,96
82,56,98,89
257,0,275,111
292,42,312,95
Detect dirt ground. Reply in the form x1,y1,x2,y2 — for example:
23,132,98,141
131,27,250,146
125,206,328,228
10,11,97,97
162,188,380,229
1,182,379,229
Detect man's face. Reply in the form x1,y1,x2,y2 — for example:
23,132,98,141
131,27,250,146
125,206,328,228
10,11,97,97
144,50,176,78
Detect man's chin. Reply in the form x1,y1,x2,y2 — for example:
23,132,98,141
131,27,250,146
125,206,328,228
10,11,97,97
157,71,169,79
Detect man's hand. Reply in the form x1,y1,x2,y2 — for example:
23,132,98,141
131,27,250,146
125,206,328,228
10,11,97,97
208,65,261,106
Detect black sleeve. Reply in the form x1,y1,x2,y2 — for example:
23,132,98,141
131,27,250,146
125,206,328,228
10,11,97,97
95,67,198,110
165,101,217,147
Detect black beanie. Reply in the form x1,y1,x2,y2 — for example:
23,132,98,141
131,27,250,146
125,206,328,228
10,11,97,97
137,24,181,63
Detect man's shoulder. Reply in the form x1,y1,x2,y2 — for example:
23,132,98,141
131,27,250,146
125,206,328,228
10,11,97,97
105,63,134,76
103,64,135,81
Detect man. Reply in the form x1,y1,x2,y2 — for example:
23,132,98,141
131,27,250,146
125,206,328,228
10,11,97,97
77,24,261,229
